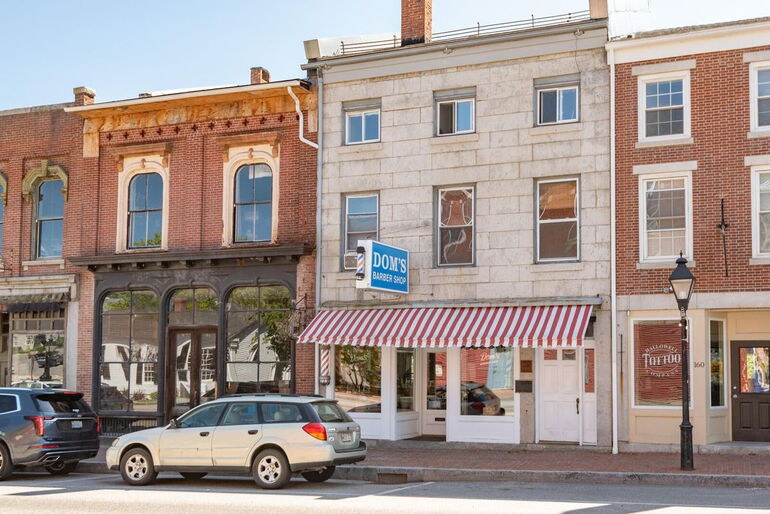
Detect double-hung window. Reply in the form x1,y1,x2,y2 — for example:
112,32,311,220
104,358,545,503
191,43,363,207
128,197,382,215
436,186,474,266
343,194,378,269
640,174,691,261
638,71,690,142
536,178,579,262
234,163,273,243
750,61,770,133
344,99,380,145
35,180,64,258
435,88,475,136
752,167,770,257
128,173,163,249
535,75,579,125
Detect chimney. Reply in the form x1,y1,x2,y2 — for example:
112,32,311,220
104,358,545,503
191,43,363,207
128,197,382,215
250,67,271,84
73,86,95,106
589,0,608,19
401,0,432,46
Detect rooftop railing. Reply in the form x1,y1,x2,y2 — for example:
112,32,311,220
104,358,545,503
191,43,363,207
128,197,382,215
339,10,592,56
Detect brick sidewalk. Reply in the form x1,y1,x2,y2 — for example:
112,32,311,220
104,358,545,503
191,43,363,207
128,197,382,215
361,447,770,476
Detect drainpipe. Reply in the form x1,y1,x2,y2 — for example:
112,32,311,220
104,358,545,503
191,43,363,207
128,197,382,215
288,83,322,395
608,44,619,456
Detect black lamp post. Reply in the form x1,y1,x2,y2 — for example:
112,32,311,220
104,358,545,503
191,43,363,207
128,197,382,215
668,253,695,471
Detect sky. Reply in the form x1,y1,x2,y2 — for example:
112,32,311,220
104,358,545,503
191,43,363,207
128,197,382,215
0,0,769,110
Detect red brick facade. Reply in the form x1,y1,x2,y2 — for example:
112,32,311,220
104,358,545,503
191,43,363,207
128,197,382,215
616,45,770,295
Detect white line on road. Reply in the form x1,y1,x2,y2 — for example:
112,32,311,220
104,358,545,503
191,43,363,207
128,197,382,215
370,481,435,496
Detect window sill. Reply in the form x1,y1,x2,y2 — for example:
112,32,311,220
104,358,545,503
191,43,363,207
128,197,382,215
338,142,383,153
527,261,582,273
22,259,65,271
747,130,770,139
749,257,770,265
117,247,167,254
636,259,696,270
528,122,582,136
429,132,479,145
635,137,693,149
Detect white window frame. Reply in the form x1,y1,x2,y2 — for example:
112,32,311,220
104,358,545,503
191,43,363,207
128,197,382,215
638,171,693,263
345,109,381,145
637,70,691,143
708,317,728,410
116,155,170,253
436,98,475,137
750,61,770,134
535,177,580,263
536,85,580,126
436,185,475,267
751,165,770,257
343,193,379,270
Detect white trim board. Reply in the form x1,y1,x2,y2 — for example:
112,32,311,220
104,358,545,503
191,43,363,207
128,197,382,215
633,161,697,175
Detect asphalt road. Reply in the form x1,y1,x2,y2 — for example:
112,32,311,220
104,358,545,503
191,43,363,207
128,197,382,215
0,472,769,513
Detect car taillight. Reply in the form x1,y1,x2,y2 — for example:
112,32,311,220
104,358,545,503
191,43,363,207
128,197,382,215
302,422,327,441
25,415,50,437
96,416,101,434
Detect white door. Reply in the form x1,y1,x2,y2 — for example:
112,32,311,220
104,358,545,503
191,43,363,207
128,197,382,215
421,350,447,436
539,348,580,442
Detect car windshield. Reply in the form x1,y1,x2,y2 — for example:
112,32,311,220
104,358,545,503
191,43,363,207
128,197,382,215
311,401,352,423
34,393,92,413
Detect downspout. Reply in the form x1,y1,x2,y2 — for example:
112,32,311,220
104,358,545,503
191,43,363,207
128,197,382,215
608,44,619,455
288,84,321,395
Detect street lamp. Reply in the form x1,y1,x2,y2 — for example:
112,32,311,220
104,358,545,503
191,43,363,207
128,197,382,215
668,253,695,471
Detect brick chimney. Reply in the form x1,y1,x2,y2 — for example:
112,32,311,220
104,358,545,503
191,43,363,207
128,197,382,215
73,86,95,106
589,0,608,19
401,0,432,46
250,67,270,84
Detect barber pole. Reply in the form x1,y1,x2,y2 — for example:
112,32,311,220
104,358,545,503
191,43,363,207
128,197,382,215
355,245,365,279
319,344,331,385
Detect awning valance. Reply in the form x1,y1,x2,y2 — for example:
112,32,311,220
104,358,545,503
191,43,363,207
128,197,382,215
0,292,69,313
298,305,593,348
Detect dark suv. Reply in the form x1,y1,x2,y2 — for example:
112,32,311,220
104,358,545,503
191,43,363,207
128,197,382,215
0,388,100,480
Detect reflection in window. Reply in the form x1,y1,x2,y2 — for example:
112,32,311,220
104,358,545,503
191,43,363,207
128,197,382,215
99,291,159,412
10,309,66,388
128,173,163,248
426,352,447,410
756,172,770,255
35,180,64,258
168,288,219,327
537,179,578,261
178,403,226,428
234,164,273,242
335,346,381,413
225,285,293,395
438,187,474,266
538,85,579,125
460,348,513,416
644,79,684,137
396,349,414,412
739,347,770,394
710,320,725,407
759,68,770,127
344,194,378,266
644,177,687,259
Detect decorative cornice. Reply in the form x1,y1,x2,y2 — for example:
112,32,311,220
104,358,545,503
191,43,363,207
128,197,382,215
112,142,172,172
21,159,68,201
216,132,281,161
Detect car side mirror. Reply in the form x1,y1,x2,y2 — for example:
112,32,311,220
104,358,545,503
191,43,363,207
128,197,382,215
169,417,179,429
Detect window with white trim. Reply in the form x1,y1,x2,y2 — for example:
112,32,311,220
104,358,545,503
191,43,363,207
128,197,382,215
234,163,273,243
35,180,64,258
537,85,579,125
638,71,690,142
750,61,770,132
536,178,579,262
752,167,770,257
435,88,476,137
342,193,378,269
345,110,380,144
640,174,691,261
436,186,474,266
128,173,163,249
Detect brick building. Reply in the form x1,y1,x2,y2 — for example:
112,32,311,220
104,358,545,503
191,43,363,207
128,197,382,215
609,18,770,445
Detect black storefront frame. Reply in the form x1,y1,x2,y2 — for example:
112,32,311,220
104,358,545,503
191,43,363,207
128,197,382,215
91,261,298,426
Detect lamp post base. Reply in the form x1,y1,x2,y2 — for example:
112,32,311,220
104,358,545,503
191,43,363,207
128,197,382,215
680,421,694,470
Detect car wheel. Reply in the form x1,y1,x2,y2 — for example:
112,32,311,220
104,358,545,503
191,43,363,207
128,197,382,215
120,447,157,486
0,443,12,481
252,449,290,489
180,472,207,480
301,466,335,483
45,461,78,475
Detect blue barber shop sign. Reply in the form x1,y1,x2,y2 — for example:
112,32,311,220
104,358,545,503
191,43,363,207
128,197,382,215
355,240,409,294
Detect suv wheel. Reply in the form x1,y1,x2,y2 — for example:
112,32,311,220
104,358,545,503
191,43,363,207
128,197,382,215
252,449,290,489
120,448,157,486
301,466,335,483
0,443,12,481
45,461,78,475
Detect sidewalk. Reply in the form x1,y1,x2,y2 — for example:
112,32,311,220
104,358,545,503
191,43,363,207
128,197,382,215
78,443,770,488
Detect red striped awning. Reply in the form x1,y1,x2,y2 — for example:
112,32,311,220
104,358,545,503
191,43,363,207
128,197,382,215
297,305,593,348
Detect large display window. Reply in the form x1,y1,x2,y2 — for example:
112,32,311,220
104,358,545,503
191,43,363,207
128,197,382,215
335,346,381,413
460,347,514,416
632,319,689,407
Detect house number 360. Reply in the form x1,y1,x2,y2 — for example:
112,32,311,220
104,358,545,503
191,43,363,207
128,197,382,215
694,362,705,368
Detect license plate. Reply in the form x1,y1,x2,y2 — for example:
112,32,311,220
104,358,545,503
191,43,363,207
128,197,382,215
341,432,352,443
71,420,83,429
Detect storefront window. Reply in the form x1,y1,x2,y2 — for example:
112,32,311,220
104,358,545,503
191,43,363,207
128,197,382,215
426,352,447,410
710,320,725,407
335,346,381,413
460,347,514,416
10,310,66,388
633,320,687,407
168,288,219,326
224,285,293,395
396,349,415,412
99,291,159,412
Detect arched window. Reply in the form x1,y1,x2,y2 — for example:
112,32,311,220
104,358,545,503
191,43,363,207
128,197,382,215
128,173,163,248
35,180,64,258
234,164,272,242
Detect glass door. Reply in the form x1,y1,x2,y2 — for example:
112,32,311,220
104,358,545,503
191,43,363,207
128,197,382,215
422,350,447,436
731,341,770,441
167,329,218,420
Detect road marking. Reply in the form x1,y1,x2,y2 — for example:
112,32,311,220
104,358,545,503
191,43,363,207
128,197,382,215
370,481,434,496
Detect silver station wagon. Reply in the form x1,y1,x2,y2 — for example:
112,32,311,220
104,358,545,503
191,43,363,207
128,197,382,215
106,394,366,489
